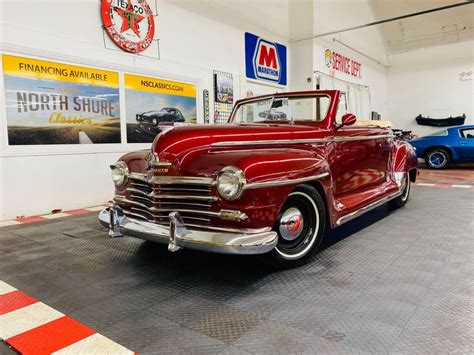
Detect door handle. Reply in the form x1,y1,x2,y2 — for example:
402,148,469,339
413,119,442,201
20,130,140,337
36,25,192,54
459,142,467,145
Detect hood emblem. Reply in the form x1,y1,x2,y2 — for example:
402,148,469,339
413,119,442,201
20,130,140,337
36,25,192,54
148,153,171,176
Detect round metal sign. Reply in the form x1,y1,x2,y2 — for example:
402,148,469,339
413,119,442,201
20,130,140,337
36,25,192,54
101,0,155,53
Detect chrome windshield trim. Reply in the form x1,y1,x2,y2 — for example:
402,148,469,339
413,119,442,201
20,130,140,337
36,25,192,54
244,172,329,190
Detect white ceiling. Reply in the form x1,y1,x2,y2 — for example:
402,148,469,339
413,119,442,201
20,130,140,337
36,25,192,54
370,0,474,53
170,0,474,55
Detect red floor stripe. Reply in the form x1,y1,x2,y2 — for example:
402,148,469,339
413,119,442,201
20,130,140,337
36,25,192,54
7,316,96,355
433,183,452,188
64,209,92,216
0,290,38,315
15,216,47,224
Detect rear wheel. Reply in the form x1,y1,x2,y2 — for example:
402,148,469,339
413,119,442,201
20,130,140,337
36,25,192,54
388,173,411,208
425,149,450,169
267,185,326,269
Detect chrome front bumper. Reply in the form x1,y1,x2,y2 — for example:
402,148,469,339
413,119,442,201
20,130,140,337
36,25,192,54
98,204,277,255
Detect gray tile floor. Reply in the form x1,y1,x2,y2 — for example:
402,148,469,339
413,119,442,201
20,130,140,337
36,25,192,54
0,186,473,354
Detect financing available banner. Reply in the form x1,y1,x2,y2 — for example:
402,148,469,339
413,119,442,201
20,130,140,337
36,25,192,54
124,73,197,143
2,55,121,145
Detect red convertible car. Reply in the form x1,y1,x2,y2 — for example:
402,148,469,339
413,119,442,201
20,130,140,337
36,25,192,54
99,90,417,268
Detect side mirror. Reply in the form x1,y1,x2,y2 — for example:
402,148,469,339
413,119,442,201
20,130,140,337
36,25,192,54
341,113,357,126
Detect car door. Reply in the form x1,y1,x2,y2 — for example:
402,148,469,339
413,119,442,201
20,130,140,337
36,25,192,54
333,126,391,197
456,128,474,161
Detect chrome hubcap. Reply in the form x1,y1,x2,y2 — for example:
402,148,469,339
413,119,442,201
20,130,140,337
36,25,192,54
429,152,446,167
279,207,304,241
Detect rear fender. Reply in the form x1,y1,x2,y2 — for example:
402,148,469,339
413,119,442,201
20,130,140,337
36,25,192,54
391,140,418,181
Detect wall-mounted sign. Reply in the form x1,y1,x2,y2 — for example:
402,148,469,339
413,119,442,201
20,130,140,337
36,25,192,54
124,73,197,143
2,55,121,145
214,71,233,104
203,89,210,123
324,49,361,78
245,32,287,86
101,0,155,53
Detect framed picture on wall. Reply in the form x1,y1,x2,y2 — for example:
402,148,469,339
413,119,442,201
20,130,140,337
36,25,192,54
213,71,233,104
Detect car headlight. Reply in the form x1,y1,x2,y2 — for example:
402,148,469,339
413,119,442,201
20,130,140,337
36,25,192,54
152,118,158,126
110,161,129,187
217,166,246,201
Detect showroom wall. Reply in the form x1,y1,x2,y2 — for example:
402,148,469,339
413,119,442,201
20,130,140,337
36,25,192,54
288,0,389,119
0,0,288,221
387,40,474,135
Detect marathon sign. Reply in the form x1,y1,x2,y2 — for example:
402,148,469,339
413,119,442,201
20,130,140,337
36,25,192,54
245,32,287,85
325,49,361,78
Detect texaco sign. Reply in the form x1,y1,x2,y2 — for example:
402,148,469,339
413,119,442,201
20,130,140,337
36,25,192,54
101,0,155,53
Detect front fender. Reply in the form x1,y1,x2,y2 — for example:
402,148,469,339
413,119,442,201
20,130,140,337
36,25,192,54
392,140,418,181
178,146,331,229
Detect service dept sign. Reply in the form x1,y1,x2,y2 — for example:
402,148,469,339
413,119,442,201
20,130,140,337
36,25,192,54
324,49,361,78
101,0,155,53
245,32,287,86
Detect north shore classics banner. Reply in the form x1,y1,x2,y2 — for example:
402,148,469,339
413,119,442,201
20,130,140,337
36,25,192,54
124,73,197,143
2,55,121,145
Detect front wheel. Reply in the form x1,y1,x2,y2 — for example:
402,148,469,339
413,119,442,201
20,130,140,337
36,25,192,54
267,185,326,269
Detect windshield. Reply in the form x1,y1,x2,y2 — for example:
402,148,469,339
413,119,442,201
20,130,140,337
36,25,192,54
230,95,331,123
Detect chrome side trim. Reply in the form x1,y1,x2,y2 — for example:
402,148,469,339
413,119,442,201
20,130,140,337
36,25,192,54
212,138,332,147
244,172,329,190
336,190,402,226
211,135,392,147
333,134,393,142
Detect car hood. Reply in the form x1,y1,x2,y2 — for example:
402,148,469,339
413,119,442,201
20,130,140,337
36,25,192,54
152,123,330,162
142,111,168,117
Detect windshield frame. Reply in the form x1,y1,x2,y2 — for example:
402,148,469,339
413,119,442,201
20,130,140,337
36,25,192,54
228,93,333,125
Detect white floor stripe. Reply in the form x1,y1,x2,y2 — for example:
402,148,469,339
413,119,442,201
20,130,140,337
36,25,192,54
53,333,134,354
84,206,106,212
0,220,22,227
41,212,70,220
452,185,472,188
0,302,63,340
416,183,435,187
0,281,16,296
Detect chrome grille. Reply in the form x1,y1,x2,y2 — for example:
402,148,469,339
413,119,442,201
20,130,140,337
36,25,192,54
122,174,215,226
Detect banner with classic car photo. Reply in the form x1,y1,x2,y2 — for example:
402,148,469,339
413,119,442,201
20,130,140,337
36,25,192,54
124,73,197,143
2,55,121,145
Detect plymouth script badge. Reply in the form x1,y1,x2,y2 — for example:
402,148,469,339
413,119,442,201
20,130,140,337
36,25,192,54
101,0,155,53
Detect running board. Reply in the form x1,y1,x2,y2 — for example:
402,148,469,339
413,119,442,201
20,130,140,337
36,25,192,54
336,190,402,226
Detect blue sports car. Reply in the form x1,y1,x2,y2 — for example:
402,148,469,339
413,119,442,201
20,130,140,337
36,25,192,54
409,125,474,169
